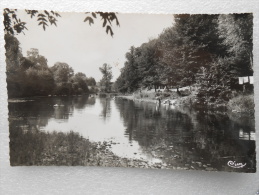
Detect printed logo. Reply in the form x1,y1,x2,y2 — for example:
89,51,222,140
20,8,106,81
227,161,246,168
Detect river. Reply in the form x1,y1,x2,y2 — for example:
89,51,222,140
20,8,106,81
8,95,256,172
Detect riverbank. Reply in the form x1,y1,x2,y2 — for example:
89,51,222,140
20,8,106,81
8,95,255,172
117,91,187,108
9,124,220,171
117,95,158,104
117,90,254,113
8,93,97,101
9,123,171,169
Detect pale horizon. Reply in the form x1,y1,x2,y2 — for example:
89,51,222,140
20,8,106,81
14,11,174,82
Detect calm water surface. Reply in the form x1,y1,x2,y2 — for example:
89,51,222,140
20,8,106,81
9,95,256,172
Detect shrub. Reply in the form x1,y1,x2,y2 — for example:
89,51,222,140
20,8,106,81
162,92,171,98
180,89,191,96
176,94,196,106
133,93,142,99
99,93,107,98
227,94,254,113
133,91,156,99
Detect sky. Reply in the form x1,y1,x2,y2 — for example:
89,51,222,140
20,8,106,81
15,11,174,82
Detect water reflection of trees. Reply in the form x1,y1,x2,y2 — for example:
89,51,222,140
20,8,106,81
193,111,255,171
72,95,95,109
99,98,111,121
9,95,93,132
115,99,193,143
9,95,98,165
114,98,256,172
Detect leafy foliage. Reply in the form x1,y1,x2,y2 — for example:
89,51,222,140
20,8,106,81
3,8,27,35
218,14,253,76
4,34,23,71
4,9,61,35
84,12,120,36
5,35,96,97
4,9,119,36
115,13,253,106
227,94,254,113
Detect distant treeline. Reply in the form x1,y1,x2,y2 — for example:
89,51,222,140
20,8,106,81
5,35,97,98
114,14,253,103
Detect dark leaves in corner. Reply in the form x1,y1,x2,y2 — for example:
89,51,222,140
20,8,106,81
84,12,120,37
3,9,61,34
4,9,119,36
106,26,114,37
84,16,94,25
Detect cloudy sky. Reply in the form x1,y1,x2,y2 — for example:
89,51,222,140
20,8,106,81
15,10,174,81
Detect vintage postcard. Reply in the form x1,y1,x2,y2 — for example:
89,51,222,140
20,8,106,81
4,9,255,172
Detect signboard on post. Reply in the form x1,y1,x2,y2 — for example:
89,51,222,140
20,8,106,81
249,76,254,84
238,76,253,92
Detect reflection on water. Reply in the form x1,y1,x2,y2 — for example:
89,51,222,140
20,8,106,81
99,98,111,120
9,95,256,172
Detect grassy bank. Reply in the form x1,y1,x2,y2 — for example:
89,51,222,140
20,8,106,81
117,89,254,114
9,123,167,168
9,121,218,170
118,88,192,107
227,94,254,113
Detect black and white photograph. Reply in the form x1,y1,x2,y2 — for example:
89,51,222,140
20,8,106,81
4,9,255,172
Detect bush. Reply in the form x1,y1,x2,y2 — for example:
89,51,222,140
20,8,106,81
180,89,191,96
162,92,171,98
227,94,254,113
99,93,107,98
9,121,92,166
176,94,196,106
133,91,156,99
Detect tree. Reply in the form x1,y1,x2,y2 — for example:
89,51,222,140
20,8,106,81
99,63,113,93
157,14,227,88
5,37,33,97
115,46,141,93
4,34,23,72
70,72,89,94
26,48,48,69
51,62,74,82
51,62,74,95
24,67,54,96
136,39,162,91
85,77,96,86
218,13,253,76
3,9,120,36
